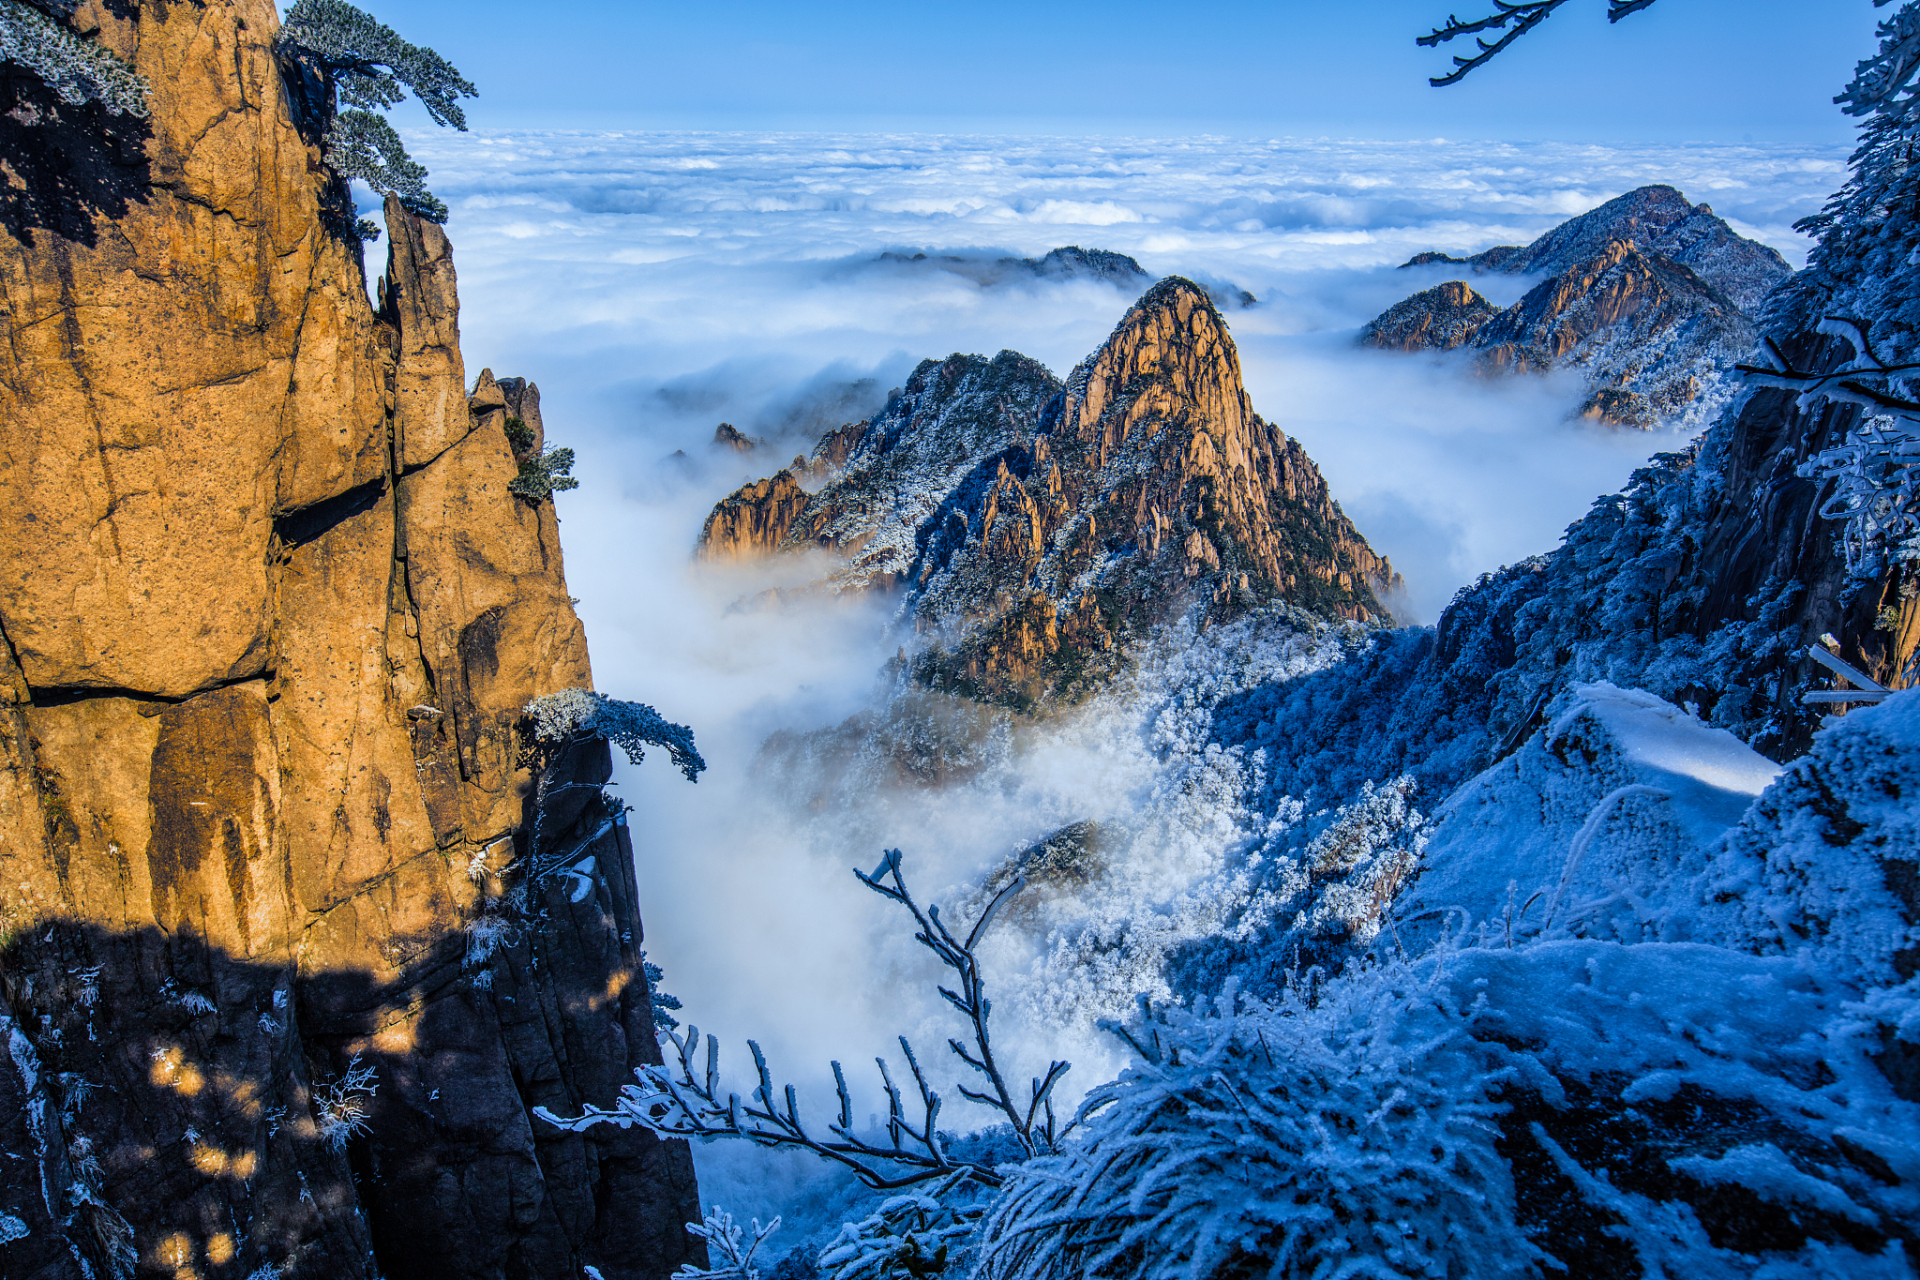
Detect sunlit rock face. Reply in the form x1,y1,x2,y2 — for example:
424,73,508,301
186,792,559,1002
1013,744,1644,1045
1366,185,1791,428
701,278,1401,709
0,3,696,1277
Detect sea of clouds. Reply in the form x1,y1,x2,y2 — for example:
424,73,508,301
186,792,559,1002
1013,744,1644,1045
400,130,1852,1233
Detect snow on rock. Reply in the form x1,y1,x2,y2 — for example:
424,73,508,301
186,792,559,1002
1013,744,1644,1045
1404,682,1780,947
1708,688,1920,988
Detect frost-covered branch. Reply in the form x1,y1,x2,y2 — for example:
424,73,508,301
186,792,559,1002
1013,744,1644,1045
856,851,1071,1160
1739,318,1920,572
1837,0,1920,128
523,688,707,782
1419,0,1659,86
533,851,1069,1191
276,0,475,222
0,0,148,116
676,1207,781,1280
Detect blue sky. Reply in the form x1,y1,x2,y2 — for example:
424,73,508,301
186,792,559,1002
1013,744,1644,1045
360,0,1882,140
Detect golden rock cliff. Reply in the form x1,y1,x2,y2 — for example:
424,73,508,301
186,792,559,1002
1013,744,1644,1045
701,279,1400,708
0,4,697,1278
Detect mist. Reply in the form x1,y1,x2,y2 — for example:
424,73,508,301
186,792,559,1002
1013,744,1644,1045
398,130,1847,1232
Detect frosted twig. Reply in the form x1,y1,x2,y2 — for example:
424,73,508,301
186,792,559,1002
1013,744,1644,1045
534,850,1070,1188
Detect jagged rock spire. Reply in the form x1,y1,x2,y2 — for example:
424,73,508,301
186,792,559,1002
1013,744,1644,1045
700,277,1401,708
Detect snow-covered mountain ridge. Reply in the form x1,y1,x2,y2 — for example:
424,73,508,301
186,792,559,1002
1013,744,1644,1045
1368,185,1790,427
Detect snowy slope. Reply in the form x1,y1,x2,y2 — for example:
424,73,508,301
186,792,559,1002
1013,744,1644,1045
1405,683,1781,946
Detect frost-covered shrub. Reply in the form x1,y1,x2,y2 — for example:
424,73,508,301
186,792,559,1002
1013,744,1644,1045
312,1054,378,1151
1707,688,1920,986
0,0,148,117
523,688,706,781
463,911,514,970
977,973,1535,1280
818,1191,980,1280
275,0,475,222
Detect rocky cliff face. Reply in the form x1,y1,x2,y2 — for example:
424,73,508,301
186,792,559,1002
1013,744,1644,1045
701,279,1400,708
0,5,696,1279
1368,186,1789,427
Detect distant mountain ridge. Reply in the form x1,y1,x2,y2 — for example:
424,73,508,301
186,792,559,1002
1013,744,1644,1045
870,244,1150,289
860,244,1257,311
1370,186,1791,427
1401,184,1791,314
701,278,1399,709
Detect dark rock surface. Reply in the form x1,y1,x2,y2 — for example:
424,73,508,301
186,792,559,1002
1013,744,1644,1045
872,244,1151,289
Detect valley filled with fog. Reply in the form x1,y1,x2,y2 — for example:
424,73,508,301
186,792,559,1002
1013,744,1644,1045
401,129,1849,1237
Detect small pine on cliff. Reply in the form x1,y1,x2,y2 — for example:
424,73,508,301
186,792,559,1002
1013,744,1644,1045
699,278,1401,709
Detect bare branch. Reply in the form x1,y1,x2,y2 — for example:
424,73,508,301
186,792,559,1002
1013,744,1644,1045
536,849,1072,1193
1420,0,1661,86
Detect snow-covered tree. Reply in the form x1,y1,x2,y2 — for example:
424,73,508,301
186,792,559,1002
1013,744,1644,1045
522,688,706,781
0,0,148,116
275,0,476,224
976,973,1535,1280
1740,4,1920,575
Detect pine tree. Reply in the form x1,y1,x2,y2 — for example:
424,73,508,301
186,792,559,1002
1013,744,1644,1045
275,0,476,225
0,0,148,117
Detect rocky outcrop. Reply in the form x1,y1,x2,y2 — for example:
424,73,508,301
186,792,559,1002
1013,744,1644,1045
698,470,814,560
1478,238,1754,426
0,4,696,1279
1372,186,1790,427
702,279,1400,708
1358,280,1500,352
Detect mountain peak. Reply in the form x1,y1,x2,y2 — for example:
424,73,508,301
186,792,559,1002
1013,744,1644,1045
1397,184,1790,315
700,279,1400,708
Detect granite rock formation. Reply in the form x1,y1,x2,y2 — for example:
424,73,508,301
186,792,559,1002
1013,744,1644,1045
1369,186,1792,427
701,278,1400,708
0,4,697,1278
